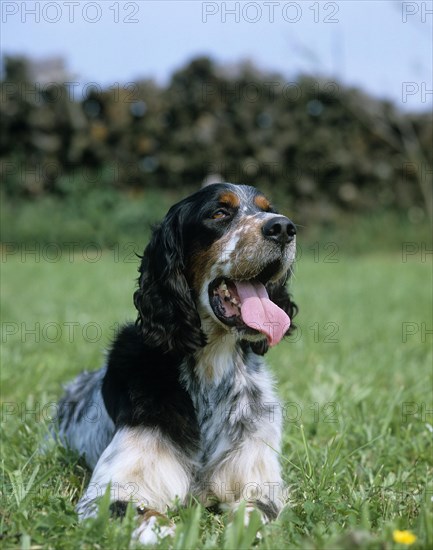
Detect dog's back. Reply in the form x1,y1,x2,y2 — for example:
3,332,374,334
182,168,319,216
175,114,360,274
56,366,114,469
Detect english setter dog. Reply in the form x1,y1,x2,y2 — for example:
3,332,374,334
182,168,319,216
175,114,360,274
56,183,297,543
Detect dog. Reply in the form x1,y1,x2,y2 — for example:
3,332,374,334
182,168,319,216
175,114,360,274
55,183,297,544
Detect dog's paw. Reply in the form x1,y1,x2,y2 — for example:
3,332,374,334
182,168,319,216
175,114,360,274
244,504,263,530
132,510,175,546
229,501,267,527
223,502,265,546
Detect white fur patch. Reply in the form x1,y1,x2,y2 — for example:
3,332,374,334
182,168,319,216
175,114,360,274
76,427,193,519
193,329,240,384
205,436,285,508
133,516,175,545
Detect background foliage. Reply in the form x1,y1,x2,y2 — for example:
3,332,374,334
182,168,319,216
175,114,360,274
1,55,432,247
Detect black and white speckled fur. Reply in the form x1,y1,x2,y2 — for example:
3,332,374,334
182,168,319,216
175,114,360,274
56,367,114,469
55,183,297,542
183,335,285,517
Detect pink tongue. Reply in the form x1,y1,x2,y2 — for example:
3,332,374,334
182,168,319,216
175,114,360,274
234,281,291,346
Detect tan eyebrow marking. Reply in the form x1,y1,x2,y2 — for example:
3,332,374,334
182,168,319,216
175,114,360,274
218,191,240,208
254,195,271,211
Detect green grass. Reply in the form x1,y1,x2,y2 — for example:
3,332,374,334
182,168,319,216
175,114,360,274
1,246,432,549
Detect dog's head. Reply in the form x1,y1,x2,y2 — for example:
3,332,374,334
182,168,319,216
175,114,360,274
133,183,297,355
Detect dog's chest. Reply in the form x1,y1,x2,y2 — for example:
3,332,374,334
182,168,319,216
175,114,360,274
181,350,280,466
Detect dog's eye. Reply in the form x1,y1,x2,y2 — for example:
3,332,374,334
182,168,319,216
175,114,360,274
211,209,230,220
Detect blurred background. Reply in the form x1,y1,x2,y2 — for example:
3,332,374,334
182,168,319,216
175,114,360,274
1,0,432,248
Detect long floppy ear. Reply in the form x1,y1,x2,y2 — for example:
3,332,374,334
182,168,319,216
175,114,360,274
133,208,206,354
249,273,298,356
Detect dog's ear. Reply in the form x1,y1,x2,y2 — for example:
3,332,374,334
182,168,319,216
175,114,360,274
133,207,206,354
249,274,298,356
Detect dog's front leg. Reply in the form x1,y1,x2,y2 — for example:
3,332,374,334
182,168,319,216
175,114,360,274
202,437,287,523
77,426,192,544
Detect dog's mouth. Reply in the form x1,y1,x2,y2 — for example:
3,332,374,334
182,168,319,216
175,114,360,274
208,263,291,346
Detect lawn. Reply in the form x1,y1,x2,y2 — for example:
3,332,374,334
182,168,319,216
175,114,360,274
1,242,432,549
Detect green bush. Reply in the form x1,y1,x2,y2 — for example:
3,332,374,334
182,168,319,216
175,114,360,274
1,55,431,223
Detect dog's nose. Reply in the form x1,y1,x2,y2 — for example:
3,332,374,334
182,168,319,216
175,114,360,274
262,216,296,245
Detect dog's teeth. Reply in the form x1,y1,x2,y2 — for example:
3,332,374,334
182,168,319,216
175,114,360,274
220,282,228,291
224,290,231,298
